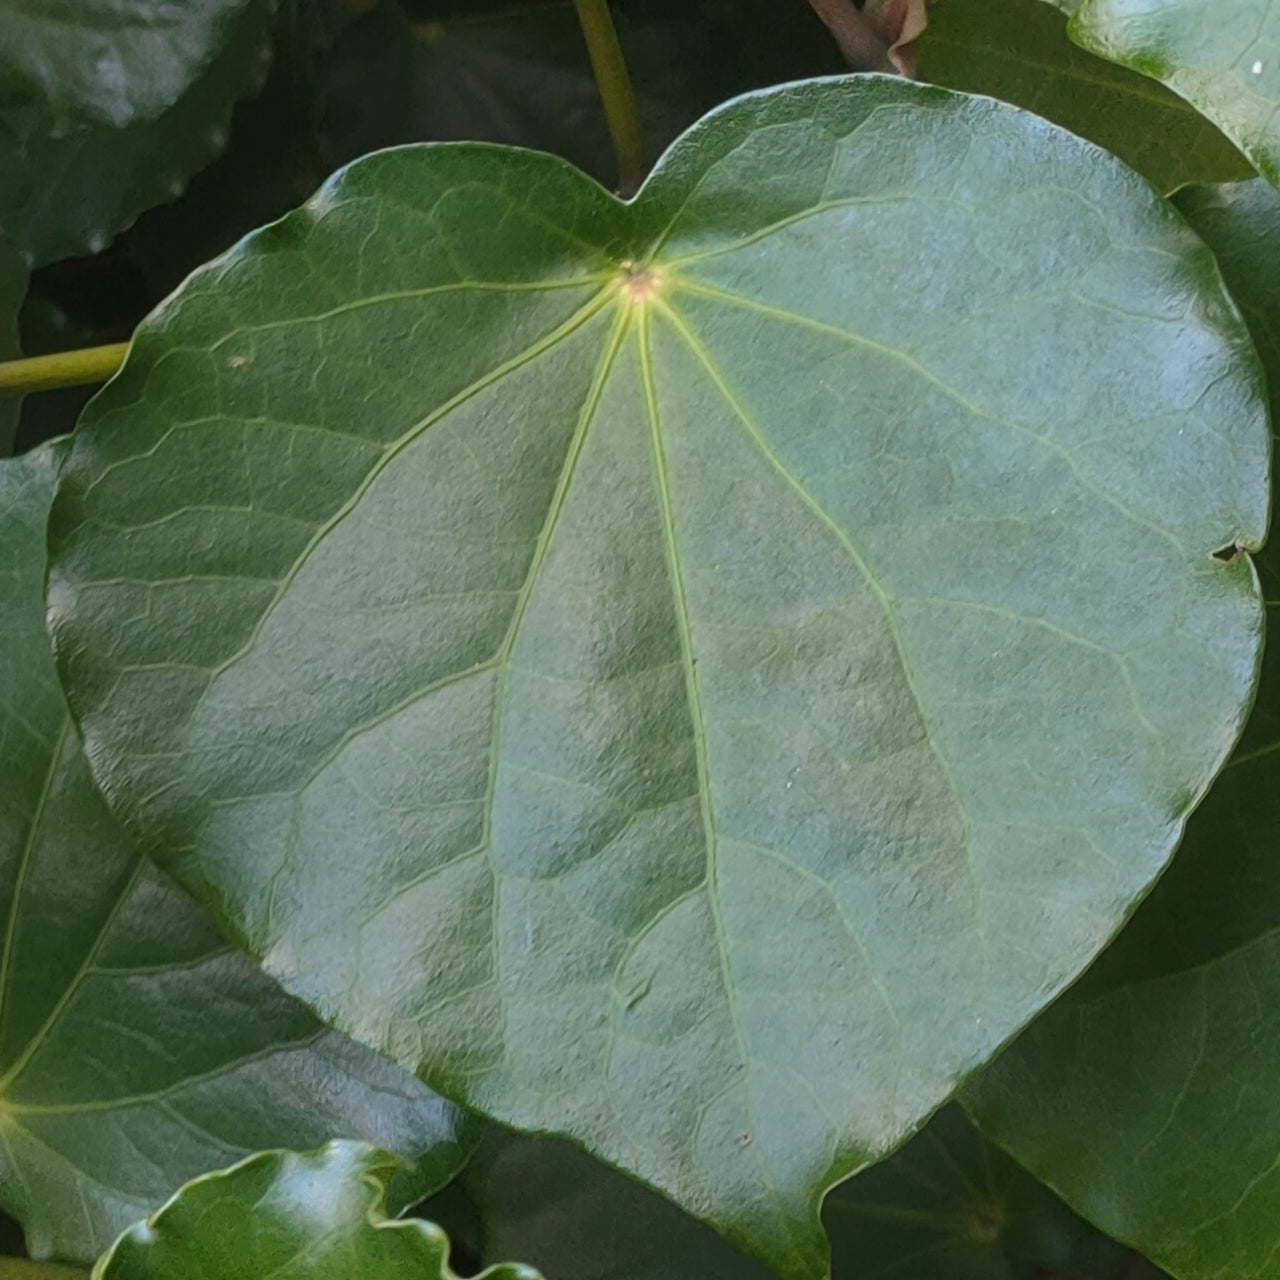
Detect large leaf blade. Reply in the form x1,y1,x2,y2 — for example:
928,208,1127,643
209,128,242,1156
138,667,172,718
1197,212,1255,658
0,443,475,1265
964,175,1280,1280
47,78,1269,1278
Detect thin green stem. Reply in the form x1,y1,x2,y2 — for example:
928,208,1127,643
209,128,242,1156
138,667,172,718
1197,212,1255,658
0,342,128,395
571,0,647,196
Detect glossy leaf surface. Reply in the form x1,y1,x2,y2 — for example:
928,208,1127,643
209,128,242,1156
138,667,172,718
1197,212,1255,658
0,0,254,132
0,0,272,268
93,1142,539,1280
1062,0,1280,188
48,78,1268,1279
0,235,23,453
0,444,475,1265
966,176,1280,1280
918,0,1251,192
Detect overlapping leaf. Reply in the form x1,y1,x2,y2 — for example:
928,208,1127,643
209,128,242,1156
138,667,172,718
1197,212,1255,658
46,78,1268,1278
431,1108,1141,1280
918,0,1251,191
0,0,273,268
965,176,1280,1280
0,0,255,132
92,1142,539,1280
439,1128,776,1280
0,443,476,1265
825,1106,1154,1280
1052,0,1280,188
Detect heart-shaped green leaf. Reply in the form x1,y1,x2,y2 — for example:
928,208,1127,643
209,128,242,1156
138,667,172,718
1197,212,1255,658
0,0,272,268
0,0,255,133
918,0,1252,192
92,1142,539,1280
965,175,1280,1280
1060,0,1280,188
47,77,1268,1278
0,442,476,1265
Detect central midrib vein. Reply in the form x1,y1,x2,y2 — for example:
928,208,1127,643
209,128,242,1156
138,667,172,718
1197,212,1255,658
635,304,795,1247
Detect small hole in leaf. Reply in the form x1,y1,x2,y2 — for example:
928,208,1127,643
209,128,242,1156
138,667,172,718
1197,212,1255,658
1211,540,1246,563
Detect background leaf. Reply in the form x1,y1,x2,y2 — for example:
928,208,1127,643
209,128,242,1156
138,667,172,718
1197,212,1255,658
92,1142,539,1280
426,1107,1149,1280
46,79,1268,1279
0,0,273,269
965,175,1280,1280
0,0,255,132
0,236,24,454
0,442,476,1265
0,1263,87,1280
432,1127,777,1280
1062,0,1280,188
917,0,1251,192
825,1106,1157,1280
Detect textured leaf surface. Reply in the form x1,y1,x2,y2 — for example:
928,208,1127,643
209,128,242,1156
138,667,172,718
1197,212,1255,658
0,0,254,132
0,235,23,453
0,0,272,268
918,0,1250,192
825,1106,1149,1280
432,1108,1140,1280
1063,0,1280,188
0,443,475,1265
966,176,1280,1280
93,1142,539,1280
47,78,1268,1279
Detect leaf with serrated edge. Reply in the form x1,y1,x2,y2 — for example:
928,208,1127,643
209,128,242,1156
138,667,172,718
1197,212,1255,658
0,442,476,1265
0,0,273,269
919,0,1251,193
1061,0,1280,188
0,0,255,133
965,176,1280,1280
47,77,1268,1278
91,1142,540,1280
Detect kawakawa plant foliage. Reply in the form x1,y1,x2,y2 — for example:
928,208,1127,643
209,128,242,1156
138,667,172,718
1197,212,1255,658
2,2,1279,1279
